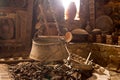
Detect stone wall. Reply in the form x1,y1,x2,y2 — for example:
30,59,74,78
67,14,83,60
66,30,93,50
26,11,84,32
68,43,120,67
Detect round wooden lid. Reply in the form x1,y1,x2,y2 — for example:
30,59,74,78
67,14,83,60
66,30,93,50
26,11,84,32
71,28,89,35
96,15,113,33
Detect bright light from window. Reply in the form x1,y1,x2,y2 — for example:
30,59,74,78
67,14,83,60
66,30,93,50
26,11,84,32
61,0,80,20
62,0,72,9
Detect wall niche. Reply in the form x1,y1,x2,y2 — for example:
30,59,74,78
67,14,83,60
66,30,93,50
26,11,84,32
0,0,34,57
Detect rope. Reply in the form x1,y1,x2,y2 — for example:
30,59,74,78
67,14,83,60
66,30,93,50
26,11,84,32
47,0,61,36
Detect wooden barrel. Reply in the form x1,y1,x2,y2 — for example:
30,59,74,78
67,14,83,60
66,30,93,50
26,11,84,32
106,35,112,44
96,35,102,43
118,36,120,45
92,29,101,42
71,28,89,42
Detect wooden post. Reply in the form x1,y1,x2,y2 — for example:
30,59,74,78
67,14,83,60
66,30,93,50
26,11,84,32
89,0,95,28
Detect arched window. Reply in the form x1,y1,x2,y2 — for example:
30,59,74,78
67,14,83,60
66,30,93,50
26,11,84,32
61,0,80,20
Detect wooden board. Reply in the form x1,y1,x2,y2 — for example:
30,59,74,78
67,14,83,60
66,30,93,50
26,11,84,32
0,64,14,80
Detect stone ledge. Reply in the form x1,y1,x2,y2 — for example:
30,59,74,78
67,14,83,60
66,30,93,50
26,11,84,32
68,43,120,68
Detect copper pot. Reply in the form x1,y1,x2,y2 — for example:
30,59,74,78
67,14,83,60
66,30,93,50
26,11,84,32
29,37,68,63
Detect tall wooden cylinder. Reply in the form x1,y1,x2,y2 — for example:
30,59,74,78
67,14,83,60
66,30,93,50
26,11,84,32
79,0,89,28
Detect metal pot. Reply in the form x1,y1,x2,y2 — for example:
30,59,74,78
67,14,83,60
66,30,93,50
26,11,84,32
29,37,68,63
